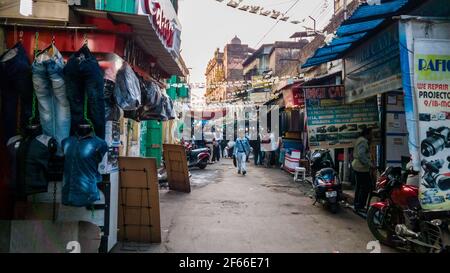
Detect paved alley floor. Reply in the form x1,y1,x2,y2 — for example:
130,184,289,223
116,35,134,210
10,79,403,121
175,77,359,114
114,159,396,253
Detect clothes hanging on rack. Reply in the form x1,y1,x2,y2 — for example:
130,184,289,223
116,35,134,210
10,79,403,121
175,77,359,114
0,42,34,142
32,44,71,147
114,62,141,111
125,79,177,122
8,134,56,200
0,120,13,219
104,79,121,121
64,45,106,139
61,132,108,207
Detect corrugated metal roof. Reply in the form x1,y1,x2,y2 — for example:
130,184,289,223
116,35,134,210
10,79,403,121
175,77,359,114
348,0,409,21
335,18,384,36
302,0,412,68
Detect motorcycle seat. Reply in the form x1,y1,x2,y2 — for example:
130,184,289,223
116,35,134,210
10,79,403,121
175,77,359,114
192,148,209,154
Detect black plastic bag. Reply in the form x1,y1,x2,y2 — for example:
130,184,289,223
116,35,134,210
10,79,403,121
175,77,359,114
114,63,141,110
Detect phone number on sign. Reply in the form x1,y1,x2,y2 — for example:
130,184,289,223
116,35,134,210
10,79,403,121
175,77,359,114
423,100,450,108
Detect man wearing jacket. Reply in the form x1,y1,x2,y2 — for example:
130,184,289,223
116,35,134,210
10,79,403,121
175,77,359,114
352,128,374,213
234,132,251,175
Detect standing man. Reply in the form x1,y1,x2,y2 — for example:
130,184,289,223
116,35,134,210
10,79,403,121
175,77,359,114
250,134,262,165
352,128,374,213
234,132,251,175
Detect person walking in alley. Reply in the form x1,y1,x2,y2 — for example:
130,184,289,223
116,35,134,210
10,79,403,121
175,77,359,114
250,134,262,165
212,138,220,162
234,132,251,175
352,128,375,214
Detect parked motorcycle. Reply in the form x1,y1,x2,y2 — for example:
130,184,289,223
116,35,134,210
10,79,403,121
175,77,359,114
367,166,450,252
310,149,342,213
183,141,210,169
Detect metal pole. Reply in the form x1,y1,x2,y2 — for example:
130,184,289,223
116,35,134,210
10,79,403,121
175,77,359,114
344,0,348,20
308,16,316,33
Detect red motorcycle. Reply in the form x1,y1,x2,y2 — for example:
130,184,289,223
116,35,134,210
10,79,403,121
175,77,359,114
367,166,450,252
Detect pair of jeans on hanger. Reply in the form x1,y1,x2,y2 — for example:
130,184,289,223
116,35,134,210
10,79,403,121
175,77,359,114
0,43,34,142
32,45,71,147
64,45,105,139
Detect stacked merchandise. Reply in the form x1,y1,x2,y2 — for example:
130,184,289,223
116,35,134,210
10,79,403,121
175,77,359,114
0,38,176,217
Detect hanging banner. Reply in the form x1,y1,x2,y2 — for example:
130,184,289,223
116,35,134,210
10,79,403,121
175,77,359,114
304,85,379,149
282,84,304,108
413,39,450,212
399,18,450,212
344,23,402,103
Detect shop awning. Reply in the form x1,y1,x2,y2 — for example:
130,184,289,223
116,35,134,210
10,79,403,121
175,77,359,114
74,8,186,76
301,0,410,68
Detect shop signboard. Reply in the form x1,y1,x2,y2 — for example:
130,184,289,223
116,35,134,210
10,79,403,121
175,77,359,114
283,87,303,108
137,0,182,54
344,23,403,103
304,85,379,149
251,75,272,90
400,18,450,212
413,39,450,211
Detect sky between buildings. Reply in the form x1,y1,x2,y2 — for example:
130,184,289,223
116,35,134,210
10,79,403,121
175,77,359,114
178,0,334,99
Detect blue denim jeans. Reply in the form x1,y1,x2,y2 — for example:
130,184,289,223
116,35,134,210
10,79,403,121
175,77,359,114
32,46,70,146
0,43,34,142
236,152,247,173
64,45,105,139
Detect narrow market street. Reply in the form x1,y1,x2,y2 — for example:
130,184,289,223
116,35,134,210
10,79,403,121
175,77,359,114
2,0,450,259
114,159,395,253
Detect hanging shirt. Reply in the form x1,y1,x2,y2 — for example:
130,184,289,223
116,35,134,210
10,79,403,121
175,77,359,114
62,133,108,207
8,134,56,199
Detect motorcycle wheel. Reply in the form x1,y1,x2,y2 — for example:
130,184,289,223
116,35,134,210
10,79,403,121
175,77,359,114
367,206,396,247
198,159,208,169
329,203,339,214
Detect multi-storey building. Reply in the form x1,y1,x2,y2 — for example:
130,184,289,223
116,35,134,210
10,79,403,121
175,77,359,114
205,36,254,103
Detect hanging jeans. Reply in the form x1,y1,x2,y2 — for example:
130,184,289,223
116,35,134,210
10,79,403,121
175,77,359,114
64,45,105,139
236,152,247,173
0,43,34,142
32,46,70,146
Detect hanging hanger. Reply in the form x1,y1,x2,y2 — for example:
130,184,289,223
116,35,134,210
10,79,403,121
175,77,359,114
36,31,55,57
19,30,23,43
83,33,88,47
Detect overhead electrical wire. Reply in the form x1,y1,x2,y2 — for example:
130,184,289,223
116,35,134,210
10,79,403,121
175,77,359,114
253,0,301,48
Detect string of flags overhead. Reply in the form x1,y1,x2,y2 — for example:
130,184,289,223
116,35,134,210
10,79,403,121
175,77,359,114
167,74,302,89
214,0,330,26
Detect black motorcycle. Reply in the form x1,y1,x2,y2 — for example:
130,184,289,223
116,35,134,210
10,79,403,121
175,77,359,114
310,149,342,213
184,142,210,169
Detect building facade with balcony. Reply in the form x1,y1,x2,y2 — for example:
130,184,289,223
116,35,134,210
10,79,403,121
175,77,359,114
205,36,254,103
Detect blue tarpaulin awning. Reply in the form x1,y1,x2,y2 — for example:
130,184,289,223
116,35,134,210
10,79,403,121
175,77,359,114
301,0,411,68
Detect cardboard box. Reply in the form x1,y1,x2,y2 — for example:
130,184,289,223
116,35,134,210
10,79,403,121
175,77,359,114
0,0,69,22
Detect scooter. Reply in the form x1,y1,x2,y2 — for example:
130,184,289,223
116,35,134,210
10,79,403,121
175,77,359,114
309,149,342,213
183,141,210,169
367,165,450,252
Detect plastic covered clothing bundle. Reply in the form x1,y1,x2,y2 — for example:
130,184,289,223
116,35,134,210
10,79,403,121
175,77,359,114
114,63,141,111
124,80,176,121
104,79,121,121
